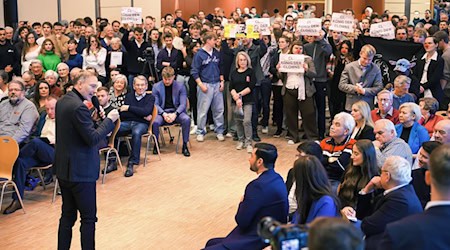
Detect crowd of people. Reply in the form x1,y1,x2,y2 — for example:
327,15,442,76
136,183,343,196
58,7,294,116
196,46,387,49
2,2,450,249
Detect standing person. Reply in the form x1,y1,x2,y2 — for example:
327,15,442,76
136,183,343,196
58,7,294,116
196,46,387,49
304,29,333,139
21,32,41,74
0,28,20,79
82,35,107,85
230,51,256,153
55,70,119,249
190,31,225,142
339,44,383,111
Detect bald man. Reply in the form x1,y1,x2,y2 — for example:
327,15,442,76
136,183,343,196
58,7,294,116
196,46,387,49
433,119,450,144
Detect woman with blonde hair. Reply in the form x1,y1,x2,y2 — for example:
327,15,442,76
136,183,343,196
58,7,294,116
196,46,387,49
396,102,430,154
109,74,128,108
351,100,375,140
230,51,256,153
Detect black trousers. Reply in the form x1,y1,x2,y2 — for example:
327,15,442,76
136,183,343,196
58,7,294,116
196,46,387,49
314,81,327,139
272,85,284,131
58,180,97,250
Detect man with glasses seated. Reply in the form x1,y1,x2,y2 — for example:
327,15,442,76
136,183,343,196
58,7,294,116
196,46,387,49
22,71,36,99
118,75,154,177
373,119,413,167
151,66,191,157
371,90,400,125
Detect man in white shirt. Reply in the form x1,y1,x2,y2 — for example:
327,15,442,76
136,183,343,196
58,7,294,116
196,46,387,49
380,145,450,249
3,96,57,215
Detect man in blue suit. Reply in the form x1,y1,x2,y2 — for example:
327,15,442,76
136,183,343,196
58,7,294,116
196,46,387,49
204,143,289,250
152,66,191,157
379,145,450,250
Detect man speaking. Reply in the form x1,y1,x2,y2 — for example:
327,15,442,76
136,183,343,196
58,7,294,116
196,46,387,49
54,70,119,249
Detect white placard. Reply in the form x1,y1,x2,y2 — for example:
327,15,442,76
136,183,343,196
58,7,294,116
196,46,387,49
110,52,123,66
279,54,305,73
296,18,322,36
246,18,271,36
370,21,395,40
329,13,354,33
121,7,142,24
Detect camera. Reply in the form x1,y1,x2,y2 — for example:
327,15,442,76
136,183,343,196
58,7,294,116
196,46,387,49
138,46,155,65
258,217,308,250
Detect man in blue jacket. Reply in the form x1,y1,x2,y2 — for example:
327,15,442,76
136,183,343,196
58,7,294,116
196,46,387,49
191,32,225,142
54,71,119,249
204,143,289,249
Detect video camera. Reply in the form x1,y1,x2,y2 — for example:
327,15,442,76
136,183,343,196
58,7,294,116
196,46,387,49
137,47,155,65
258,217,308,250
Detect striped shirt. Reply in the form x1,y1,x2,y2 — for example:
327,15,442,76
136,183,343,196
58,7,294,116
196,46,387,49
321,137,357,181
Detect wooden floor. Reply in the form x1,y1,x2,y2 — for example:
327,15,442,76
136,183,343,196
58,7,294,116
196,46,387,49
1,126,298,250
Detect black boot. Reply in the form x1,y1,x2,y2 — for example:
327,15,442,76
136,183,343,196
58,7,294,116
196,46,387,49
124,163,134,177
182,143,190,157
104,160,117,174
3,200,22,214
153,142,160,155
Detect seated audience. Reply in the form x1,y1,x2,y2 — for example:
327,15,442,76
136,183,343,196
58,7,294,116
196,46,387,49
291,155,341,224
3,97,57,215
371,90,400,124
373,119,413,167
391,75,414,109
118,75,154,177
0,70,8,100
0,78,39,144
109,74,127,108
29,59,45,81
22,70,36,99
57,62,70,89
45,70,63,97
359,156,423,250
151,66,191,157
419,97,443,138
320,112,357,193
395,102,430,154
32,81,51,114
340,140,379,220
204,143,288,250
412,141,442,208
380,145,450,249
350,101,375,141
308,217,364,250
433,119,450,144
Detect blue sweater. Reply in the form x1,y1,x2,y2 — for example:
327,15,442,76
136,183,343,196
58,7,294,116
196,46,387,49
65,53,83,71
120,93,154,124
190,47,221,84
292,195,339,224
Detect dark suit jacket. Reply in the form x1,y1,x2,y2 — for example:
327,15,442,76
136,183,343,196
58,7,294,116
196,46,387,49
379,205,450,250
412,168,430,208
54,90,115,182
361,184,423,250
413,54,445,109
152,80,187,115
217,169,289,250
354,124,375,141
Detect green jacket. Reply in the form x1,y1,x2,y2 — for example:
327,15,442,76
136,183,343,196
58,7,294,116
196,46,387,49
38,51,61,72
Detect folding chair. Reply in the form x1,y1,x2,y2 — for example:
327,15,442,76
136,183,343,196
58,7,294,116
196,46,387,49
0,136,25,214
100,119,124,184
30,164,52,190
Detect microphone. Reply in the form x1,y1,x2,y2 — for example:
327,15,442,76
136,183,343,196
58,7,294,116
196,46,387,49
91,96,105,120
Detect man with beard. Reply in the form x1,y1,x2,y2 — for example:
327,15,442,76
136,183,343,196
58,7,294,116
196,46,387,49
204,143,288,249
0,78,39,144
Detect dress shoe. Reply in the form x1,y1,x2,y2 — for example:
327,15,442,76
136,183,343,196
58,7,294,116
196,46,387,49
182,144,191,157
3,200,22,215
153,144,160,155
124,164,134,177
104,161,117,174
252,134,261,142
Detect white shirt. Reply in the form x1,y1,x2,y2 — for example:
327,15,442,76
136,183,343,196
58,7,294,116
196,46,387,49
41,116,56,144
383,183,409,196
82,47,107,77
425,201,450,210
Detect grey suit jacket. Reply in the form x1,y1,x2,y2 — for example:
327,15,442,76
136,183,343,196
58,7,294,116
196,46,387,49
339,61,383,111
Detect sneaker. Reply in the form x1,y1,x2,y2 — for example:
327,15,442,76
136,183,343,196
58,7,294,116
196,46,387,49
190,125,198,135
236,142,244,150
261,126,269,134
196,134,204,142
273,129,282,138
217,134,225,141
287,140,295,145
246,145,253,153
225,132,233,138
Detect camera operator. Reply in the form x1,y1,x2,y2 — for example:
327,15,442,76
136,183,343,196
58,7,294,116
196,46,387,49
121,26,150,86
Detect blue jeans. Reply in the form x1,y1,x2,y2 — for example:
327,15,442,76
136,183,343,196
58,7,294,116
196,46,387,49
118,121,149,165
196,83,224,135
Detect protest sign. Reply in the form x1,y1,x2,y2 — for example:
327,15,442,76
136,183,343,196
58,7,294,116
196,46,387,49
296,18,322,36
121,7,142,24
246,18,271,38
329,13,354,33
370,21,395,40
279,54,305,73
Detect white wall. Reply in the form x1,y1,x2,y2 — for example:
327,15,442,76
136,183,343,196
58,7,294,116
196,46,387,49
385,0,432,18
61,0,95,22
18,0,58,23
0,1,4,27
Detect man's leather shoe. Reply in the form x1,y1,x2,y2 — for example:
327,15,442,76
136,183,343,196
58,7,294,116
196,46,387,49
124,164,134,177
253,134,261,142
182,145,190,157
153,145,159,155
105,161,117,174
3,200,22,215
